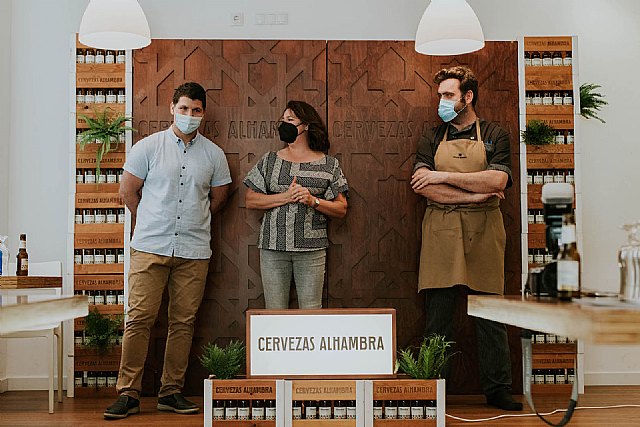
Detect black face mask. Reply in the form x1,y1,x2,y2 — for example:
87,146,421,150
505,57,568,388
278,121,301,144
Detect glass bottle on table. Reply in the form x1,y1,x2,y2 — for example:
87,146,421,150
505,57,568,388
16,234,28,276
557,213,581,301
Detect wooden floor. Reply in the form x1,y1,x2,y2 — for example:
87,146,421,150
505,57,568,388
1,386,639,426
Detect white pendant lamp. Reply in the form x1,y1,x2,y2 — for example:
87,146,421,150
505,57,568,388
415,0,485,56
79,0,151,50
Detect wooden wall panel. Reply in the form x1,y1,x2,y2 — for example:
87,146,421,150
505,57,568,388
326,41,521,394
133,40,521,396
133,40,327,395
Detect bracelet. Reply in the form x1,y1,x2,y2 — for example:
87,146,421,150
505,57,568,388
313,197,320,208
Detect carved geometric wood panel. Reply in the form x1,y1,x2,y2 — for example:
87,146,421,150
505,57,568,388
326,41,521,394
133,40,327,395
133,40,520,396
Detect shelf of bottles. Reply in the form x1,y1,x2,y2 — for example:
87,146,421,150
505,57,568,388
204,379,445,427
521,36,581,393
72,37,127,397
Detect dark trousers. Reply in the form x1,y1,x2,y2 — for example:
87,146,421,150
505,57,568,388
425,286,512,397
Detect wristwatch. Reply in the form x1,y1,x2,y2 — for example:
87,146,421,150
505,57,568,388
313,198,320,208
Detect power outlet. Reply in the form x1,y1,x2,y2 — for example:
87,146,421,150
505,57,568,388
230,12,244,26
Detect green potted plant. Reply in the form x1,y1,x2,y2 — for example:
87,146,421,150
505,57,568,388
84,308,123,355
521,119,556,146
77,108,134,180
580,83,608,123
395,334,456,379
199,340,246,379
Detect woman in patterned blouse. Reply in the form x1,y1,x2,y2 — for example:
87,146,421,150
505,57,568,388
243,100,349,309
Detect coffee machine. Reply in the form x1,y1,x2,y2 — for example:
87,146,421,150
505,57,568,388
527,183,574,297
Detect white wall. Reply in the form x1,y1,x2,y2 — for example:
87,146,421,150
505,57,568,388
0,0,11,393
3,0,639,389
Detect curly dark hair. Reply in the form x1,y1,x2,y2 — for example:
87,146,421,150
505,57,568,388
433,66,479,107
173,82,206,110
285,100,330,153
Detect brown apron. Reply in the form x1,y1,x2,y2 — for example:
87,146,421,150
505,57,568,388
418,120,506,295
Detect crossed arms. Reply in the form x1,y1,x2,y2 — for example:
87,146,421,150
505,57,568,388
410,168,508,204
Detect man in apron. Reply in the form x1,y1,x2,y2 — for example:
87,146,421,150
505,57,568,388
411,66,522,411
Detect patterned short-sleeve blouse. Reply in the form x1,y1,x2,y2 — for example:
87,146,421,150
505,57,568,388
243,151,349,252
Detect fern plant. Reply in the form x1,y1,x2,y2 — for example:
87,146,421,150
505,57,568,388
77,108,134,179
521,119,556,145
199,340,246,379
84,308,123,355
580,83,608,123
395,334,456,379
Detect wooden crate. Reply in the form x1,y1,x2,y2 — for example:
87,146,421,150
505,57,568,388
525,67,573,91
369,379,445,427
528,233,546,249
75,143,125,153
76,193,123,209
525,114,574,130
204,378,280,427
75,183,122,194
74,275,124,291
76,151,126,169
76,64,126,88
74,232,124,249
526,144,574,169
524,36,572,52
528,223,546,234
74,264,124,275
75,223,124,234
75,346,122,372
532,343,577,354
526,105,574,115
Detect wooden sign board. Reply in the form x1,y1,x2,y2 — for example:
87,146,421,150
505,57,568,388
76,152,126,168
524,36,572,52
528,233,547,249
525,67,573,91
76,64,125,88
532,353,576,369
246,309,396,378
74,275,124,291
526,114,574,130
74,232,124,248
291,380,357,400
76,193,123,208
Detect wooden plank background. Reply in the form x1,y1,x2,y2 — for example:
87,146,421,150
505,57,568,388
132,40,521,396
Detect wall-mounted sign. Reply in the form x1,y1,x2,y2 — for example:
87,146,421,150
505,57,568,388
247,309,396,378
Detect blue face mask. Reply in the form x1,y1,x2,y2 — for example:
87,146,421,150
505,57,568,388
438,98,465,123
174,112,202,134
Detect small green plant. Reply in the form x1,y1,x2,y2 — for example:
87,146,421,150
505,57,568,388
77,108,134,179
521,119,556,145
395,334,456,379
580,83,608,123
199,340,246,379
84,308,123,355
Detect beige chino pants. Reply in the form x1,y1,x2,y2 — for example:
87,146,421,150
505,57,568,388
117,249,209,399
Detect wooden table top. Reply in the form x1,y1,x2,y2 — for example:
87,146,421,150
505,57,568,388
0,295,87,335
468,295,640,344
0,276,63,289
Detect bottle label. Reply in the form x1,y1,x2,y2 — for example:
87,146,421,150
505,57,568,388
237,407,250,420
545,373,555,384
535,373,545,384
20,259,28,271
425,407,437,420
94,254,105,264
411,407,424,419
107,214,117,224
95,214,106,223
564,57,572,66
346,407,356,419
557,260,579,291
384,407,397,419
398,406,411,419
291,407,301,420
83,254,94,264
224,407,237,419
265,407,276,420
334,406,346,419
532,58,542,66
76,55,85,64
106,295,117,305
212,407,224,420
319,407,331,419
106,254,116,264
105,54,115,64
373,407,383,419
75,255,82,264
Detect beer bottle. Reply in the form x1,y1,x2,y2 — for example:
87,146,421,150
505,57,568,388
557,213,580,300
16,233,28,276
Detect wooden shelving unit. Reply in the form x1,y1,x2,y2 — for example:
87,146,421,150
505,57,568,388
520,35,583,394
70,36,130,397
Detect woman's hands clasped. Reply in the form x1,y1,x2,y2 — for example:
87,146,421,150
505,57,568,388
287,176,315,207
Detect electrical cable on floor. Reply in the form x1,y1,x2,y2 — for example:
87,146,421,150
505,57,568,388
445,404,640,423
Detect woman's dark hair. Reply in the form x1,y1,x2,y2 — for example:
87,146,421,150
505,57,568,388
173,82,206,110
285,100,330,153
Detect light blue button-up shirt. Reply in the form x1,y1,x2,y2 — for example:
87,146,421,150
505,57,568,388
124,128,232,259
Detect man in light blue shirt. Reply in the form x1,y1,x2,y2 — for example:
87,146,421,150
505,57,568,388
104,82,231,419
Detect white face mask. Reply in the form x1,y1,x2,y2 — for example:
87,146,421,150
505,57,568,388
174,112,202,134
